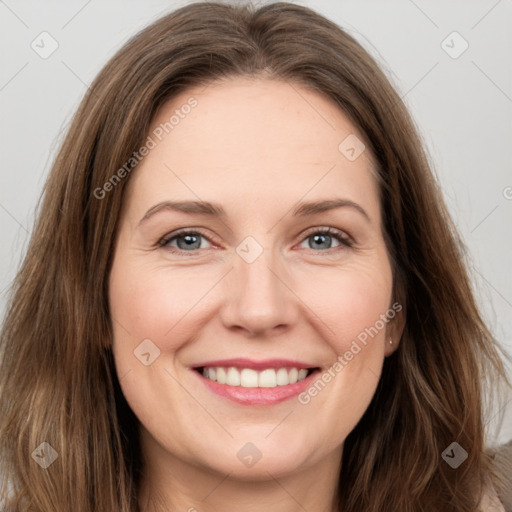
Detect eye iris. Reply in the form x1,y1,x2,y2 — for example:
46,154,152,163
169,231,341,251
177,233,201,250
310,233,332,250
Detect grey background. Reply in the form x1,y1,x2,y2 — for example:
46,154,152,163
1,0,511,443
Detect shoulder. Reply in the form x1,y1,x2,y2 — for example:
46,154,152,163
488,440,512,512
479,487,506,512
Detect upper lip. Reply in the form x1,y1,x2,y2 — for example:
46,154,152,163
191,358,319,371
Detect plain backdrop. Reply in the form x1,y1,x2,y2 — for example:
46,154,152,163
0,0,511,444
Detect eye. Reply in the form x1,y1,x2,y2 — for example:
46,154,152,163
298,227,353,251
158,229,213,252
157,226,353,255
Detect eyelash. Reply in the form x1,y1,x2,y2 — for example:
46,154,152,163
157,227,353,255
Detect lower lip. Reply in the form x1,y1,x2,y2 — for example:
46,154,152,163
193,369,319,405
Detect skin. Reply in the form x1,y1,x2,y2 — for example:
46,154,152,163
109,77,404,512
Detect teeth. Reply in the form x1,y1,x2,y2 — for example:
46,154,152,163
276,368,289,385
258,369,276,388
200,366,311,388
217,367,226,384
241,368,258,387
227,367,241,386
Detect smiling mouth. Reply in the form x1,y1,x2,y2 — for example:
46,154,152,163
194,366,319,388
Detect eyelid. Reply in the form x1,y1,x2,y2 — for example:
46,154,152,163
157,226,354,253
298,226,353,247
157,227,217,249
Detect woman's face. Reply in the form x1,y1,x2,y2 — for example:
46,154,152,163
109,77,402,479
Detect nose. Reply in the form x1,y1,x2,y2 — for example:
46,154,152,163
219,244,299,338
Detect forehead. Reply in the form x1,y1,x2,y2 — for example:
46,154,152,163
124,77,379,220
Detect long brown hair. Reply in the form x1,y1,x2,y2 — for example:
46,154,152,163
0,2,509,511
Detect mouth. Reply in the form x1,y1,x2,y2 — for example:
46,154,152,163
191,359,322,405
194,366,318,388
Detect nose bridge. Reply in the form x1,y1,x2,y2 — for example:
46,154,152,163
220,236,296,335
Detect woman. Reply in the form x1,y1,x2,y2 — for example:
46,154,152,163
0,2,509,511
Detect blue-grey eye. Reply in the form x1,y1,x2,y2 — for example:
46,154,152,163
299,230,345,251
162,231,212,251
313,233,336,250
177,233,202,250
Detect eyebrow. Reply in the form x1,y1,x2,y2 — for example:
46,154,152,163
138,198,370,226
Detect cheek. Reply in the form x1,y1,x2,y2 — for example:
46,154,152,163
293,261,393,434
298,258,393,352
109,259,212,344
108,258,208,426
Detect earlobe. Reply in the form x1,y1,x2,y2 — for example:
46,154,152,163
385,309,405,356
386,335,400,356
385,335,399,356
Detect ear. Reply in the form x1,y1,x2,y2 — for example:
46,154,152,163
384,304,405,357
